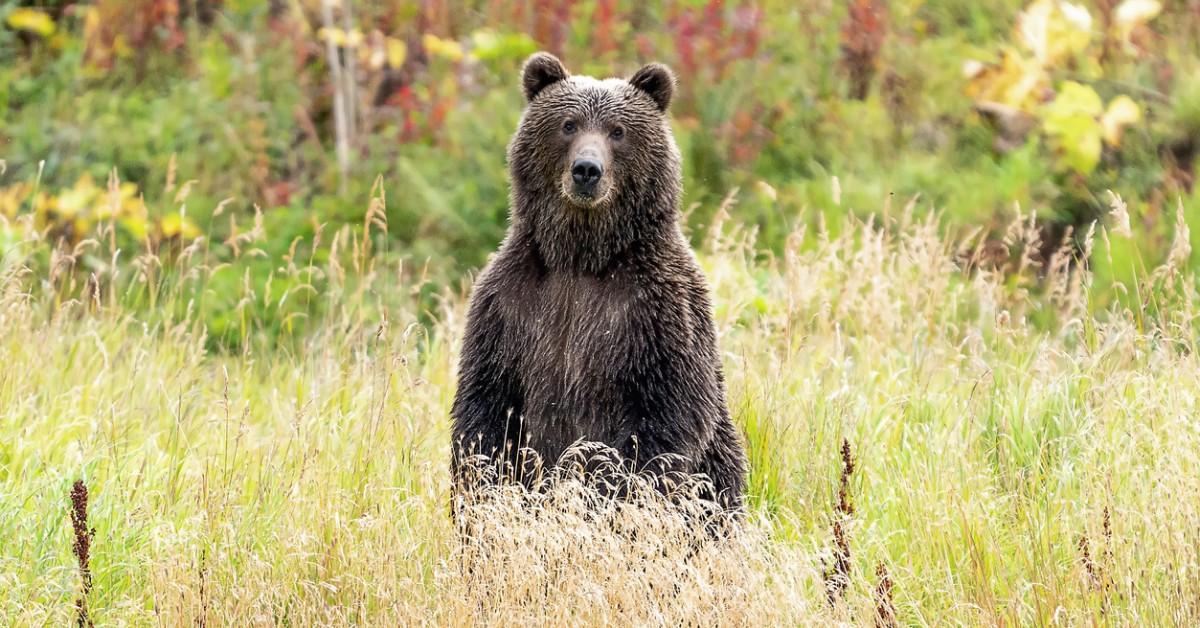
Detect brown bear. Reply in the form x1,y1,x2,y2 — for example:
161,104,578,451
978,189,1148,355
451,52,746,511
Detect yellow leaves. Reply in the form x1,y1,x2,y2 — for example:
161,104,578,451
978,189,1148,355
0,183,31,218
322,27,408,72
54,176,101,219
1115,0,1162,27
386,38,407,69
6,8,55,38
119,210,150,241
327,27,529,73
80,5,136,72
965,1,1092,111
1101,95,1142,147
160,213,201,239
1017,0,1091,66
318,27,467,71
317,27,363,48
966,0,1165,114
964,49,1048,111
0,174,200,244
1113,0,1162,52
1042,81,1104,173
1041,83,1143,173
364,35,407,71
32,174,141,241
422,33,464,62
965,0,1159,173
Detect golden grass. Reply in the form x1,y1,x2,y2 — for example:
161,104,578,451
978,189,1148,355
1,186,1199,625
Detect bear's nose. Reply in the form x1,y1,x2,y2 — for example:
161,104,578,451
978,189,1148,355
571,158,603,190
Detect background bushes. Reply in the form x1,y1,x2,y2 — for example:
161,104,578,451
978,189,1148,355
2,0,1198,346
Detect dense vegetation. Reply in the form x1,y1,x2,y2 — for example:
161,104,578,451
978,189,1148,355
3,0,1199,346
3,0,1200,624
3,203,1200,624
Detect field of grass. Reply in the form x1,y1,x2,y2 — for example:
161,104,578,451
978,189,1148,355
1,186,1198,625
4,1,1200,624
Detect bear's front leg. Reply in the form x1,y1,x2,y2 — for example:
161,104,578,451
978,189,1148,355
609,293,726,501
604,282,744,509
450,290,524,498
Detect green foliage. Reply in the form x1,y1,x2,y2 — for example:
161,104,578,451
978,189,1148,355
1,0,1198,346
1042,81,1105,174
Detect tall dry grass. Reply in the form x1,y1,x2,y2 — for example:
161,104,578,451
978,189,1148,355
1,180,1199,625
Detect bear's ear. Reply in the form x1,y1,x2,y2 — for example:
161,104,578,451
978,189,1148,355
629,63,675,112
522,52,569,102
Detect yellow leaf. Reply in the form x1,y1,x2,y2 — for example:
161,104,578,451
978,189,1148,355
1101,95,1142,146
1041,81,1104,173
6,8,55,38
0,184,30,218
95,182,139,220
965,49,1049,111
386,37,407,68
56,175,101,218
119,216,148,241
120,182,139,201
422,33,464,62
1058,2,1092,30
1113,0,1161,48
70,217,92,237
1017,0,1091,65
317,26,341,46
318,27,362,48
32,191,55,216
1115,0,1162,29
160,213,200,239
112,34,132,59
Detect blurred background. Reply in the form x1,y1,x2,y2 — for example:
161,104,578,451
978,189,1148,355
1,0,1198,346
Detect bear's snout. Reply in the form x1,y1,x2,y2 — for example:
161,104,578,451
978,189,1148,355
563,134,612,205
571,158,603,192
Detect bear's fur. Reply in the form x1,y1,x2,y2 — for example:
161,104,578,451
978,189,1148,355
451,52,747,510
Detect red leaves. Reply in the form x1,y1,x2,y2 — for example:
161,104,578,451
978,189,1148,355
668,0,762,83
840,0,888,100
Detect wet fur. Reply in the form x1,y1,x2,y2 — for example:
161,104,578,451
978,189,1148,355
451,54,747,510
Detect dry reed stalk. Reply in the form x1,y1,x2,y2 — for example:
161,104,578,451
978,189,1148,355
824,438,856,607
874,562,897,628
70,480,95,628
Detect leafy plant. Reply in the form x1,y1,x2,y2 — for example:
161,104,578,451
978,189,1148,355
965,0,1159,174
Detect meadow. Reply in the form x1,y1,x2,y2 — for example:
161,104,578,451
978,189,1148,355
3,0,1200,625
1,182,1199,624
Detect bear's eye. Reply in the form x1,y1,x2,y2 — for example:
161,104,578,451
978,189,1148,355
609,127,625,140
562,120,577,134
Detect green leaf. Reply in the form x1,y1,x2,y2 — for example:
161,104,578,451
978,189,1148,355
470,30,538,65
1041,81,1103,174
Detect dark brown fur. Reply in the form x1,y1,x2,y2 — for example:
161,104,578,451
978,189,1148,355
451,53,747,510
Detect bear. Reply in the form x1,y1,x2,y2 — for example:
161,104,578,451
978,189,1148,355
450,52,747,511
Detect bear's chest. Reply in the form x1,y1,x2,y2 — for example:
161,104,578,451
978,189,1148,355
503,272,641,449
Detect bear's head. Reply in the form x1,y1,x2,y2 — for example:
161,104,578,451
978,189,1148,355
507,52,683,273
